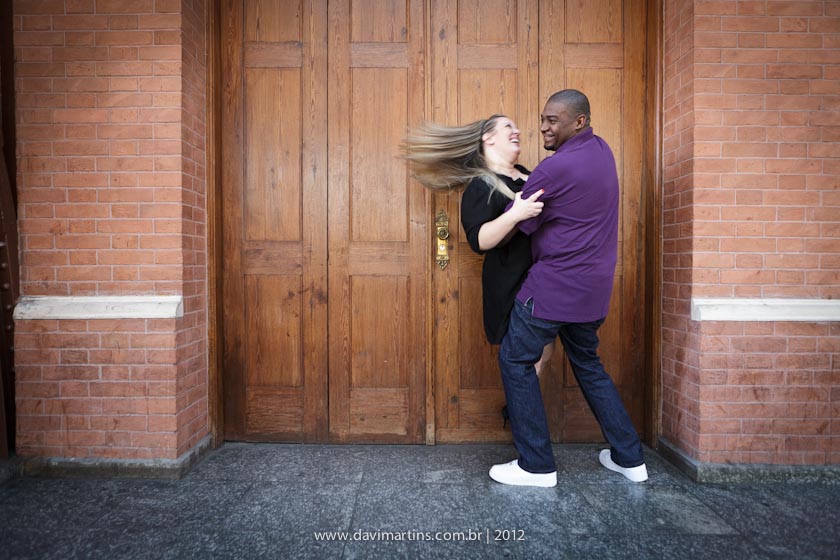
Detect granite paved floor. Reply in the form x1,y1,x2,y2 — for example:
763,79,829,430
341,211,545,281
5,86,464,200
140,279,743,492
1,443,839,559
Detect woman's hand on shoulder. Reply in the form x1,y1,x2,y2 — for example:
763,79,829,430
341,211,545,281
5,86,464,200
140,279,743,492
507,190,544,222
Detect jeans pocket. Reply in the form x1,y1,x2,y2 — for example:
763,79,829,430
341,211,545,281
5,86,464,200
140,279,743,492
519,297,562,329
523,297,534,312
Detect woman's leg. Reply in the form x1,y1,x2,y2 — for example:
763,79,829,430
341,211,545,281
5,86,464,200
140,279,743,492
534,341,555,377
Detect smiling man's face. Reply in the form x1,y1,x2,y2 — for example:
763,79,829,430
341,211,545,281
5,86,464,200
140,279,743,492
540,101,585,151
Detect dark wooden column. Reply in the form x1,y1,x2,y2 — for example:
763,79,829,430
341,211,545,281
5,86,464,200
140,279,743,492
0,0,19,459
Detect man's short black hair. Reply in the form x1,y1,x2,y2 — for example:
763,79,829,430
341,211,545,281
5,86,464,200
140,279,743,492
548,89,591,124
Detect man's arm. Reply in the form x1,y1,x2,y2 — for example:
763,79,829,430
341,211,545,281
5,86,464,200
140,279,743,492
506,166,556,235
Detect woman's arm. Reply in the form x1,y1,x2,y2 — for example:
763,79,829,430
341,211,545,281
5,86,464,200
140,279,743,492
477,189,544,250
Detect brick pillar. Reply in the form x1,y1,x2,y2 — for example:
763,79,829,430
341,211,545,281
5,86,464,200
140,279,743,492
662,0,701,462
662,0,840,469
12,0,208,464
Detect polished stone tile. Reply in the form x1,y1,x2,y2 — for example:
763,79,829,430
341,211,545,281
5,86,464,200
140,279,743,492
0,478,123,530
765,483,840,530
1,444,837,560
351,482,479,533
466,483,609,535
0,527,82,560
752,538,840,560
68,527,346,560
353,479,607,537
97,479,252,530
341,533,768,560
186,443,367,484
223,482,357,534
342,538,515,559
361,443,688,487
0,526,774,560
687,483,840,551
553,444,692,487
360,444,513,485
70,528,159,560
545,534,773,560
578,484,738,535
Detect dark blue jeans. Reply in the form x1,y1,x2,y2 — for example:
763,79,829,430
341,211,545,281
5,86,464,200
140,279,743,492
498,298,644,473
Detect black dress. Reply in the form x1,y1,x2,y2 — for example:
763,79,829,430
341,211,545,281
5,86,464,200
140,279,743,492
460,165,532,344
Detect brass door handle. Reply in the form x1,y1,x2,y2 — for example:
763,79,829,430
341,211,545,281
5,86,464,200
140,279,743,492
435,210,449,270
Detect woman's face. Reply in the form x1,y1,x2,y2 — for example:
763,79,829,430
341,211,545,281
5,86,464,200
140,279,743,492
482,117,521,163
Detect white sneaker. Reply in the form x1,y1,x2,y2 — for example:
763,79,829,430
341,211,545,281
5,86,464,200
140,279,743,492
489,459,557,488
599,449,648,482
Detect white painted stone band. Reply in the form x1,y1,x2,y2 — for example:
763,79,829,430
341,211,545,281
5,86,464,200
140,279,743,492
13,295,184,320
691,298,840,322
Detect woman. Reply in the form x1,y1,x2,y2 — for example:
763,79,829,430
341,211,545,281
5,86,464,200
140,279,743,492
402,115,554,423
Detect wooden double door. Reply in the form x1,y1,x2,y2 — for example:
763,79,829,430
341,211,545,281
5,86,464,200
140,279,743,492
221,0,650,444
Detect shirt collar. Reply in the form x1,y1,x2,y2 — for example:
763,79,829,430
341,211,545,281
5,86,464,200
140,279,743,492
556,127,594,153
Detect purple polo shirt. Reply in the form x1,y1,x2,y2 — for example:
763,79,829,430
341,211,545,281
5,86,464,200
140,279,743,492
511,128,619,323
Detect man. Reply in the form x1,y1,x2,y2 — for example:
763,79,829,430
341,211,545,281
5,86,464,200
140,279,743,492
489,89,647,488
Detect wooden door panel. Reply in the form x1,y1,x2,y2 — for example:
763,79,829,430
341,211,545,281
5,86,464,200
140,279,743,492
350,388,409,435
458,70,518,120
327,0,426,443
350,276,409,389
244,0,301,42
243,68,301,242
459,276,498,389
350,0,407,42
458,388,508,433
562,389,604,442
246,387,304,436
245,275,302,388
458,0,517,44
597,280,623,384
222,0,328,442
350,67,408,242
545,0,647,441
243,68,301,241
433,0,647,444
432,0,539,443
566,0,622,43
221,0,649,445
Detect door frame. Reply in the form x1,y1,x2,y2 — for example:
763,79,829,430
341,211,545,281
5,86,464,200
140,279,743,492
0,0,18,459
643,0,663,447
205,0,664,448
207,0,224,447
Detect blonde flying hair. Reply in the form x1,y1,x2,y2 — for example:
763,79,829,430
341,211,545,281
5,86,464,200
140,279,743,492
400,115,516,200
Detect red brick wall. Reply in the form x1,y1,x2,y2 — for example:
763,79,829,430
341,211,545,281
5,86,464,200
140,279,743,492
13,0,208,461
663,0,840,465
176,0,207,457
663,0,702,459
691,0,838,301
15,318,180,459
15,0,185,296
695,320,838,464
